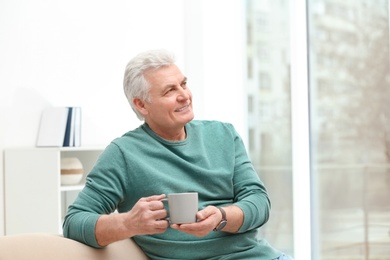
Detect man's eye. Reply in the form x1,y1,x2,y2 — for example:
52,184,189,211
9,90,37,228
164,88,174,95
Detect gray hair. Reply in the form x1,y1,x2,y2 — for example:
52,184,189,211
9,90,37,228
123,49,176,120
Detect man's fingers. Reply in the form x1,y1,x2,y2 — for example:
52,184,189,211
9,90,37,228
139,194,166,202
197,206,217,221
147,200,165,211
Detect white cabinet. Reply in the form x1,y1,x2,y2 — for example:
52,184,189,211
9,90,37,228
4,147,104,235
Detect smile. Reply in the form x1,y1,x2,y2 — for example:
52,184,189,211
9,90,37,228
175,105,189,112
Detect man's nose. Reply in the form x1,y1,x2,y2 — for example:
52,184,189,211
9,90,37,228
177,88,190,101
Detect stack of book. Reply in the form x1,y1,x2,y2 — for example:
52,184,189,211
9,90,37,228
36,107,81,147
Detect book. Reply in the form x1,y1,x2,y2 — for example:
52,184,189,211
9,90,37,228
63,107,82,147
36,106,82,147
63,107,73,147
73,107,82,147
36,107,69,147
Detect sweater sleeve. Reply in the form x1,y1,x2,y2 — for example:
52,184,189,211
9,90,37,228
62,142,128,248
228,124,271,233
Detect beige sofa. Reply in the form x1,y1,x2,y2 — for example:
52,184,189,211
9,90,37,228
0,233,148,260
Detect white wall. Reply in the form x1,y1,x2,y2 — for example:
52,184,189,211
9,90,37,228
0,0,246,235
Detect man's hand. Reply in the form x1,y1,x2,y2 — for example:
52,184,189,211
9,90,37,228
96,194,169,246
125,194,169,236
170,205,244,237
170,206,220,236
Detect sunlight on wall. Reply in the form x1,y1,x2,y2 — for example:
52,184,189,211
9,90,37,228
0,0,246,235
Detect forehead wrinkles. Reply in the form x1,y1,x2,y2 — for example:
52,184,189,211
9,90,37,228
145,66,183,88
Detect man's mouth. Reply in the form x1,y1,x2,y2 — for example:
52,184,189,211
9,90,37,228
175,105,189,112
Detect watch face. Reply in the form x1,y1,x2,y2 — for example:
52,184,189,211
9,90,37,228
216,220,227,231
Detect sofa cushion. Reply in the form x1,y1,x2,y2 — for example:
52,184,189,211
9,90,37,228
0,233,148,260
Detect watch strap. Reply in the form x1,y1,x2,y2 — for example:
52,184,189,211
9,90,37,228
213,207,227,231
218,207,226,221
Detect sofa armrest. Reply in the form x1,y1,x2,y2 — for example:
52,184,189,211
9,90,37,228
0,233,148,260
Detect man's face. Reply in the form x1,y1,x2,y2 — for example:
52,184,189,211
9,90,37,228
138,64,194,137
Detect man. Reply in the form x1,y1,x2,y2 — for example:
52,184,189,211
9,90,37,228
63,49,293,259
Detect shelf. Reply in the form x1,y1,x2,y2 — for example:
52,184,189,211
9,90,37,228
58,146,106,151
5,146,106,152
4,147,104,235
60,185,84,192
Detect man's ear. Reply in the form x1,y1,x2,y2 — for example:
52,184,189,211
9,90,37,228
133,98,148,116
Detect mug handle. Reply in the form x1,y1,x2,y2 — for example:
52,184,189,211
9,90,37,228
160,198,170,222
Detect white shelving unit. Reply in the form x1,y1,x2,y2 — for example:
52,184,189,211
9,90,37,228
4,146,104,235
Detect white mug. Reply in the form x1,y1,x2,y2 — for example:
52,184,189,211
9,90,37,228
162,192,198,224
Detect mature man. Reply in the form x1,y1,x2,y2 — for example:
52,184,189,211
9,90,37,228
63,49,293,260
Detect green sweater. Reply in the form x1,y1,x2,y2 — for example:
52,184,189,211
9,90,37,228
63,120,281,259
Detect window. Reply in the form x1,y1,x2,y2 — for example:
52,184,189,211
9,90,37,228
308,0,390,258
247,0,390,258
246,0,293,255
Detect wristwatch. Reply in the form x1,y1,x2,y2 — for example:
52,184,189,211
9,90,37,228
213,207,227,231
